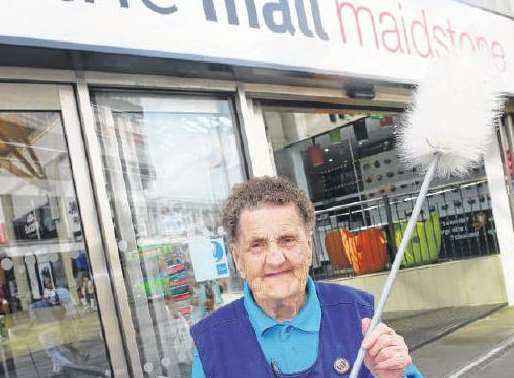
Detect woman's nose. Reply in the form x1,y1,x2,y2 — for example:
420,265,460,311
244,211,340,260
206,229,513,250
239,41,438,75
266,245,286,266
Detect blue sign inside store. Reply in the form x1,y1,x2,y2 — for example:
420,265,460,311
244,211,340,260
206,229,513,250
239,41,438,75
189,237,230,282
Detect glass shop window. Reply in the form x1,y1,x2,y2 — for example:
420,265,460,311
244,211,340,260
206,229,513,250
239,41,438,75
264,109,499,279
0,112,111,377
91,90,246,378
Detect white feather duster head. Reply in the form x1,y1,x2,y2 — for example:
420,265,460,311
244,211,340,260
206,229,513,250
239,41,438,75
398,53,505,177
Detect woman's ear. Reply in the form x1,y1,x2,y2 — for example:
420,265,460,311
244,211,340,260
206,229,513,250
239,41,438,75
307,231,314,267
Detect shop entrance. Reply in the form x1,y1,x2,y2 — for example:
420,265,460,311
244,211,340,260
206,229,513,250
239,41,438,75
0,84,120,377
88,90,247,377
261,103,500,279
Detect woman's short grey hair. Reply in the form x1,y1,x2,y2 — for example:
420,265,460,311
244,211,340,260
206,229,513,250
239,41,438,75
222,176,315,242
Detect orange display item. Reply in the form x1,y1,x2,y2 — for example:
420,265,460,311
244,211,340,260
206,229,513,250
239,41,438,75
324,230,352,269
340,228,387,275
307,143,324,166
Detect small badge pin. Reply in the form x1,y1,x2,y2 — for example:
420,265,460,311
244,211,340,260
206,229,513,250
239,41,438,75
333,358,351,375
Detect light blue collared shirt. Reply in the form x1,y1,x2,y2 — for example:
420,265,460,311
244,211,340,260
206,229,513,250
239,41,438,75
242,276,321,373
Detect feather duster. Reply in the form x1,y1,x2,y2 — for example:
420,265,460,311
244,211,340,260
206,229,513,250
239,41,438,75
350,53,505,378
398,53,505,177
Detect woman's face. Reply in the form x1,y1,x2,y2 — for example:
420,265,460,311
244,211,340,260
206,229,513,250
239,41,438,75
232,203,312,303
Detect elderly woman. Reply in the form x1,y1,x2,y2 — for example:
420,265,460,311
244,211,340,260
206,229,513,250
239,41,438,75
191,177,422,378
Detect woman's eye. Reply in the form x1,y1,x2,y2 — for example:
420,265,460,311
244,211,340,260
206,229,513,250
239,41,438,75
282,237,297,246
250,242,264,252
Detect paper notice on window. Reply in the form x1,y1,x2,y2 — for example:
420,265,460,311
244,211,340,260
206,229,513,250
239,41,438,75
189,237,230,282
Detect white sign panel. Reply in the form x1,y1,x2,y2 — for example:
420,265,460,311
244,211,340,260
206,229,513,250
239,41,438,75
188,237,230,282
2,0,513,92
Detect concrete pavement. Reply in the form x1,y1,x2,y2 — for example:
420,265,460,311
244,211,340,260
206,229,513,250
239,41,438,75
459,340,514,378
384,304,505,351
411,305,514,377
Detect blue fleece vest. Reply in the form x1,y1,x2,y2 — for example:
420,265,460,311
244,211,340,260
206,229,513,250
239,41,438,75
191,282,374,377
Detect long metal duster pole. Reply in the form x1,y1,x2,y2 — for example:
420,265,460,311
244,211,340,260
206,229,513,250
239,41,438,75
349,155,440,378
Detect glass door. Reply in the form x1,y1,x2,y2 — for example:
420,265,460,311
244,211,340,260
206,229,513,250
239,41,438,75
0,84,125,377
89,90,247,378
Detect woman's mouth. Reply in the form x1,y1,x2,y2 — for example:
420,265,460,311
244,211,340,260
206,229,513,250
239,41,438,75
265,270,291,278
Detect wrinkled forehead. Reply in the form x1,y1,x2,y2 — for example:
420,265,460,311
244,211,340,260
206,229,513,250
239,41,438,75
236,202,306,239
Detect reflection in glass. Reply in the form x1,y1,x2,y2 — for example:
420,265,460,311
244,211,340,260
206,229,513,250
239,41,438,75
92,92,245,377
0,112,111,377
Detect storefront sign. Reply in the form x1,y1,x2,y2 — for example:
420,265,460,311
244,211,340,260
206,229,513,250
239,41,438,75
440,210,496,257
2,0,514,91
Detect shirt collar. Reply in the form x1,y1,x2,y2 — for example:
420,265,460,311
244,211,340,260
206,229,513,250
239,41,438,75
243,276,321,336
